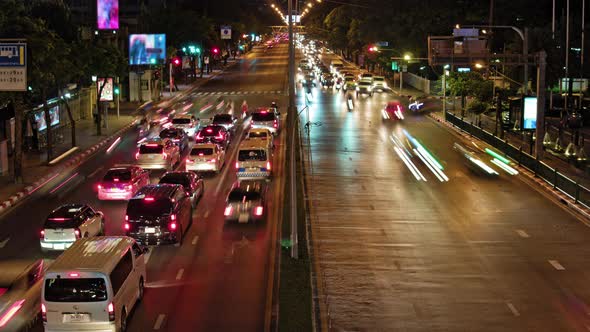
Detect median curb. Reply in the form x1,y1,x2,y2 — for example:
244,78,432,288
428,111,590,222
0,119,137,214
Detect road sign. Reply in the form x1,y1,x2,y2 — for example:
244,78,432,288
0,42,27,91
221,26,231,40
376,41,388,47
391,61,398,71
402,65,408,72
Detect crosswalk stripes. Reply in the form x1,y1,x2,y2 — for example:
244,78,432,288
193,90,284,96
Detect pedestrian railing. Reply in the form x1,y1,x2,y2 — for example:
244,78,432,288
445,111,590,209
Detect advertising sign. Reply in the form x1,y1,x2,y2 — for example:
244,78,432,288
522,97,537,130
129,34,166,65
221,26,232,40
97,77,114,102
34,106,59,131
0,43,26,91
97,0,119,30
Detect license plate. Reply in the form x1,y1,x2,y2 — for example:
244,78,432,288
145,227,156,234
238,213,249,223
54,243,65,250
64,313,90,323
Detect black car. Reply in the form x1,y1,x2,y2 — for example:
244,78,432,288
224,180,268,224
159,171,204,208
125,184,193,245
195,125,230,148
159,127,189,152
211,113,238,133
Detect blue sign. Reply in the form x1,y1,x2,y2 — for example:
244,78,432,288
376,41,389,47
0,44,26,67
0,42,27,91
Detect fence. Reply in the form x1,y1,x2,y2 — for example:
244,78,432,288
445,111,590,209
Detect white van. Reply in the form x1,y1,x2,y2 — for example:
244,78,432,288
42,237,147,332
236,140,272,180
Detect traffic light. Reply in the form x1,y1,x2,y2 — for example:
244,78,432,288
114,85,120,95
368,45,378,52
212,47,219,54
172,57,181,66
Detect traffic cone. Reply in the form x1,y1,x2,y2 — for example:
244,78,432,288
565,142,577,158
554,136,564,152
543,131,553,147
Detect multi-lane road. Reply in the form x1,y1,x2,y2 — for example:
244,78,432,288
2,44,289,331
305,53,590,331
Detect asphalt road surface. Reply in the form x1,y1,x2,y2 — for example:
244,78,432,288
304,52,590,331
3,44,288,332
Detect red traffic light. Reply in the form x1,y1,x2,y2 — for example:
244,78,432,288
368,46,378,52
212,48,219,54
172,57,181,66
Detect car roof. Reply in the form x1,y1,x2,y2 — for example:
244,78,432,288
47,237,136,274
173,114,194,119
48,204,86,219
239,139,270,149
143,137,167,145
248,128,272,134
192,142,219,149
133,183,183,199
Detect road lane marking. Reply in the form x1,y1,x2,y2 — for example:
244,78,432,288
88,166,104,179
506,302,520,316
204,210,210,218
144,249,152,264
516,230,530,238
49,173,79,194
191,236,199,245
0,238,9,248
153,314,166,330
549,260,565,270
175,268,184,280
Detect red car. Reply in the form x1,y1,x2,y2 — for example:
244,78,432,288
382,101,404,120
97,166,150,200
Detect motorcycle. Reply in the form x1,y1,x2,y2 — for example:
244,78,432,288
346,94,354,111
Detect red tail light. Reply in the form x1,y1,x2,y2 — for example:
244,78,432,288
74,228,81,239
254,206,264,216
125,185,132,191
40,230,45,239
224,206,233,216
266,161,271,171
169,222,177,231
135,152,139,160
196,132,203,140
125,215,129,221
124,222,130,231
186,158,194,164
97,184,102,190
170,214,176,221
235,162,239,169
41,303,47,322
215,133,224,140
273,120,278,128
108,302,115,321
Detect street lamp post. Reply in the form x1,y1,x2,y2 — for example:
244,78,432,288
287,0,298,259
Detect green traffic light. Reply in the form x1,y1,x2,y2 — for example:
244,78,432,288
182,47,187,52
150,58,156,64
114,87,120,95
195,47,201,53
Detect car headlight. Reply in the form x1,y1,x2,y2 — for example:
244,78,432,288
356,87,359,91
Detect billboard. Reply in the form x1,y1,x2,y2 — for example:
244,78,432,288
34,106,60,131
129,34,166,65
523,97,537,130
0,43,27,91
97,0,119,30
97,78,114,101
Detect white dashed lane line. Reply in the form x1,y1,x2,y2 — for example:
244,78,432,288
176,268,185,280
548,260,565,270
191,236,199,245
153,314,166,330
516,230,530,238
506,302,520,316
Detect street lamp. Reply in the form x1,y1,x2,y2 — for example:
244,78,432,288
475,62,484,69
403,54,411,61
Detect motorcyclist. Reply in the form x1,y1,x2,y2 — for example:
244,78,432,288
241,100,248,118
270,101,279,111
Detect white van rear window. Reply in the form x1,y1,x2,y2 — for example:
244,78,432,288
45,278,107,302
239,149,267,161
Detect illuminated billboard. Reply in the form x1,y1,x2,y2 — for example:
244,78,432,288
129,34,166,65
97,78,114,102
522,97,537,130
34,106,59,131
97,0,119,30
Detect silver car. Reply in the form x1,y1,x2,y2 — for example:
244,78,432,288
250,108,280,135
372,76,388,91
40,204,105,251
185,143,226,173
356,80,373,96
135,138,180,170
224,180,268,224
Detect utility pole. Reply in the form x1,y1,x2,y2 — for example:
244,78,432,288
523,28,529,94
287,0,298,259
535,51,547,160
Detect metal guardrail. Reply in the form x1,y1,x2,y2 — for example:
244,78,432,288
445,111,590,209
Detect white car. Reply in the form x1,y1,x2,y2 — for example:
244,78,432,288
186,143,226,173
135,138,180,170
245,128,274,150
372,76,388,91
40,204,105,251
171,114,199,136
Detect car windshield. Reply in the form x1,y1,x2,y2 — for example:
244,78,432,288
249,131,268,139
45,205,83,228
374,77,384,82
359,82,371,86
213,114,232,123
44,217,81,229
238,149,267,161
127,199,172,218
200,126,222,136
251,112,275,122
139,144,163,154
160,129,182,138
172,118,191,125
191,148,214,156
228,190,262,202
159,174,190,188
103,169,132,182
44,278,107,302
